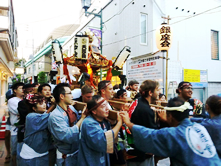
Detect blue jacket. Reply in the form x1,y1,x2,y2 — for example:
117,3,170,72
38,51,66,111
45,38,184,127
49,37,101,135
191,115,221,158
77,115,114,166
48,105,80,154
24,112,51,153
132,118,221,166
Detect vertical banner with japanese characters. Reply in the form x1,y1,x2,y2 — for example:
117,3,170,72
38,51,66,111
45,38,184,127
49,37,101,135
74,36,82,58
89,28,102,49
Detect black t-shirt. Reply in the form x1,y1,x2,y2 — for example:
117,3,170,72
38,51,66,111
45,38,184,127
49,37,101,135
131,97,158,128
17,99,29,142
129,96,158,162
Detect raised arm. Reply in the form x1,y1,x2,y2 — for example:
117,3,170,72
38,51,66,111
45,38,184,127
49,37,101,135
48,114,79,144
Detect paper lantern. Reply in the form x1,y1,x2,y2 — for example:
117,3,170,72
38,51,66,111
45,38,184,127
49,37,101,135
156,23,173,51
52,41,62,63
74,35,89,59
81,36,89,59
113,46,131,70
74,35,82,58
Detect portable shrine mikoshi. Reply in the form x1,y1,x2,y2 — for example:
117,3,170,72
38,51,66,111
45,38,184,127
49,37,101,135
108,98,133,110
53,29,131,89
107,99,133,120
72,101,87,112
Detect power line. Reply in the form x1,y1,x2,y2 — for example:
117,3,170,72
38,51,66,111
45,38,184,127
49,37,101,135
103,29,156,47
170,5,221,25
103,5,221,47
103,0,134,24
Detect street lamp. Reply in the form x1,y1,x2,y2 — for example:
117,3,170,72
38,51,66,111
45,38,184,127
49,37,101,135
155,16,172,98
81,0,91,11
81,0,103,81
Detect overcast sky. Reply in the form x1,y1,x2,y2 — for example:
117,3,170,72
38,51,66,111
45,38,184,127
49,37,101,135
13,0,81,60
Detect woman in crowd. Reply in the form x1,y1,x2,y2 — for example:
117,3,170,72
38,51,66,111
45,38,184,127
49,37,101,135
159,94,167,102
19,95,53,166
191,95,221,158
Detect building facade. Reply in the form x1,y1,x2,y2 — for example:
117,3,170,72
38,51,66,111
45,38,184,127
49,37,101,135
24,37,68,83
63,0,221,102
0,0,18,105
152,0,221,102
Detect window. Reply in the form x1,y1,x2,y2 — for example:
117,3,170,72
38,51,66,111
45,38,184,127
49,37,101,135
38,62,43,69
211,30,219,60
33,64,36,71
140,13,147,44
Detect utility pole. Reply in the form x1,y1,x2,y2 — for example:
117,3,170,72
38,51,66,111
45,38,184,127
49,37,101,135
32,30,35,84
100,9,103,81
81,1,103,81
162,15,171,98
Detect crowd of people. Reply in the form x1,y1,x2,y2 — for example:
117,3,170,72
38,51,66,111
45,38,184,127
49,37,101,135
4,79,221,166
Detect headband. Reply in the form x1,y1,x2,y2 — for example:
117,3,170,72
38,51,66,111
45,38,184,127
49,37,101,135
179,83,192,89
26,94,34,100
26,94,45,105
164,102,190,112
89,99,106,112
99,82,111,92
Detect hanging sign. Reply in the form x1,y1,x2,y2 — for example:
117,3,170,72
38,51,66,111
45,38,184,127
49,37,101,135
74,35,89,59
156,23,173,51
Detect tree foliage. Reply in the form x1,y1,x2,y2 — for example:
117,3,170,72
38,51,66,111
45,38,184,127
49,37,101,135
38,71,47,85
12,74,21,84
15,58,26,68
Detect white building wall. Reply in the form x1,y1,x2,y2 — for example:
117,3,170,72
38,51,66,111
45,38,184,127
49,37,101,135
102,0,221,96
102,0,154,59
150,0,221,97
0,0,9,8
26,54,52,79
152,0,221,82
208,82,221,96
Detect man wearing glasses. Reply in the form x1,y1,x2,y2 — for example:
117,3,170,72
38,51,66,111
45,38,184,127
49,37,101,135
48,83,86,166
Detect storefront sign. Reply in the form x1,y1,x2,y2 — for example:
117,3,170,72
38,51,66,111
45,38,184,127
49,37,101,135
126,53,163,86
184,69,200,82
184,69,207,83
